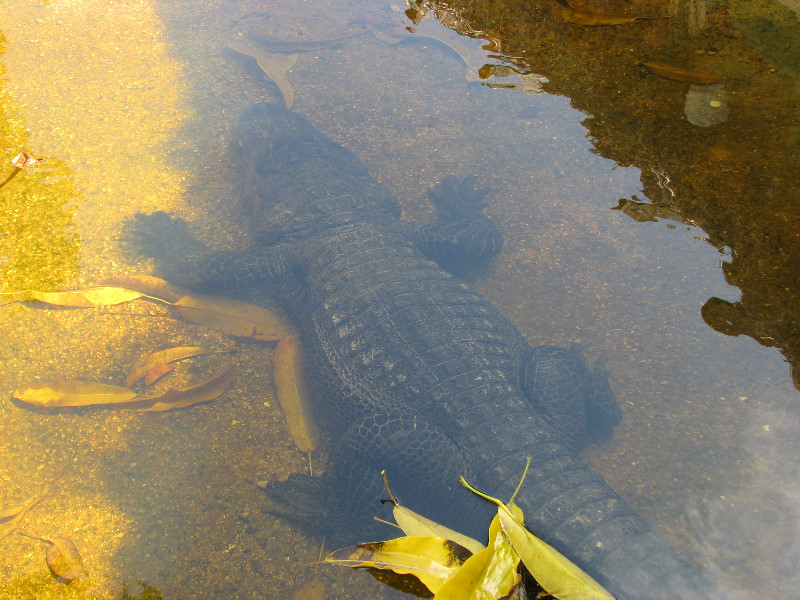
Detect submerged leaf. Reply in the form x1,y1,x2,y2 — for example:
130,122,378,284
227,41,298,109
287,575,325,600
13,380,140,408
124,365,237,412
643,61,722,84
101,275,186,303
0,486,49,540
273,336,319,453
325,536,471,594
393,504,485,555
45,536,85,582
144,363,175,386
174,294,295,340
125,345,208,387
29,286,143,307
561,6,637,25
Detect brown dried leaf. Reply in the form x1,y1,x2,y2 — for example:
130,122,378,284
561,6,637,25
643,61,723,84
125,345,208,387
273,336,319,453
144,363,175,386
13,380,141,407
287,575,325,600
0,486,49,540
175,294,296,340
29,286,143,307
124,365,237,412
45,536,85,582
100,275,186,303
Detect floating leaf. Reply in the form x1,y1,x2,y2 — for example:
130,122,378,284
393,504,485,555
460,478,615,600
28,286,143,307
273,336,319,453
434,514,520,600
101,275,186,303
13,380,140,408
144,363,175,386
325,536,470,594
0,486,49,540
125,346,208,387
498,505,614,600
643,61,722,84
45,536,86,582
174,294,295,340
124,365,237,412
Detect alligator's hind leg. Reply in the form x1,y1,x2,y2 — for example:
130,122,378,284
408,175,504,268
520,344,621,450
265,410,491,544
123,211,299,290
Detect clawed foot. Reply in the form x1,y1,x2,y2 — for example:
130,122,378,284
121,210,207,263
428,175,490,219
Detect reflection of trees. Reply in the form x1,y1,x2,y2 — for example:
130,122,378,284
406,0,800,387
0,32,80,292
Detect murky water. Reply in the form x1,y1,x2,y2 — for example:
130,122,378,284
1,0,799,598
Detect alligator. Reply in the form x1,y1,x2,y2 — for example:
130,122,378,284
128,102,723,600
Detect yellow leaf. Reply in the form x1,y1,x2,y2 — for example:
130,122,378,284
434,514,520,600
13,380,140,407
174,294,296,340
124,365,237,412
325,536,470,594
273,335,319,453
101,275,186,303
29,286,143,307
393,504,485,555
498,504,615,600
125,345,208,387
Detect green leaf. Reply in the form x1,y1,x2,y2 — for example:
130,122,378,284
325,536,471,594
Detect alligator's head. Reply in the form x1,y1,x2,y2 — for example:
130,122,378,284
233,102,401,244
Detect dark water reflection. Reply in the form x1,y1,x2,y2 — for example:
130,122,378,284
2,0,799,598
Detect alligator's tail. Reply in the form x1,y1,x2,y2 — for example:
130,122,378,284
477,411,725,600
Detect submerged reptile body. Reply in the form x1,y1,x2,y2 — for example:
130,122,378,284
131,103,721,600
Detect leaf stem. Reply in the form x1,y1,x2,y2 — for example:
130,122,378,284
380,470,398,505
508,456,532,504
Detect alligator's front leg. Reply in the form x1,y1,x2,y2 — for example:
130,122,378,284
407,175,504,267
124,211,300,290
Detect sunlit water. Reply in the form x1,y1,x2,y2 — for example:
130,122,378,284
1,0,798,598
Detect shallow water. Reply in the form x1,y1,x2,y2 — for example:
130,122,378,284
1,0,799,598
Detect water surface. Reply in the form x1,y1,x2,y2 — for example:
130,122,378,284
1,0,799,598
